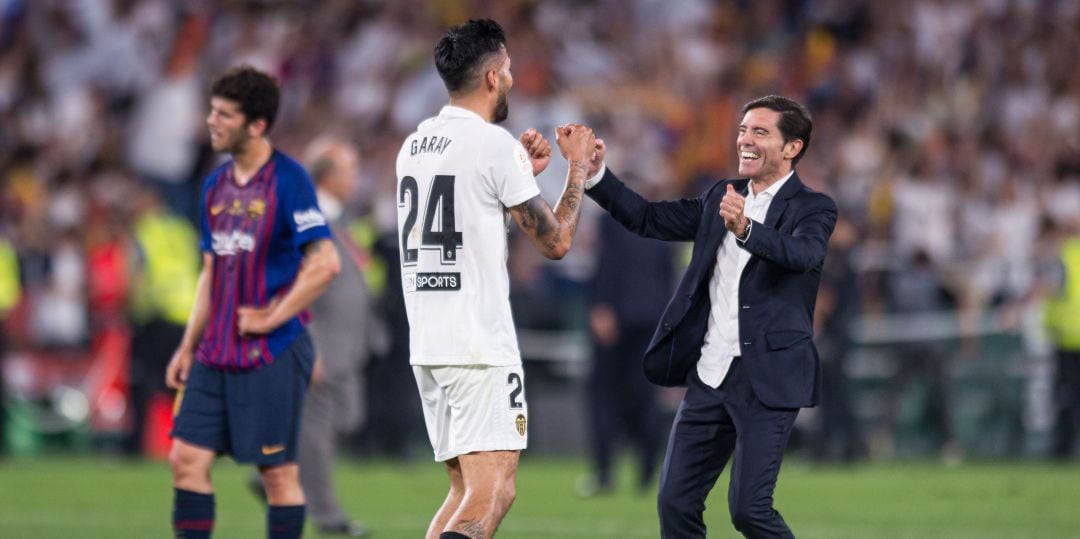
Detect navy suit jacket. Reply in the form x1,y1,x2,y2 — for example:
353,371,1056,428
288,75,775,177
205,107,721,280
586,168,838,409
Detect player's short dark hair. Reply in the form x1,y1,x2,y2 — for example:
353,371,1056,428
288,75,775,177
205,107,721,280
434,19,507,95
210,66,280,131
742,95,812,165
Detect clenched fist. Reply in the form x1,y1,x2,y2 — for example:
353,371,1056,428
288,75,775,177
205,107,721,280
555,124,597,164
719,184,749,238
519,128,552,176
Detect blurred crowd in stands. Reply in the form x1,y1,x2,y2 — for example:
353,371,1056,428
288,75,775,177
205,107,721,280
1,0,1078,465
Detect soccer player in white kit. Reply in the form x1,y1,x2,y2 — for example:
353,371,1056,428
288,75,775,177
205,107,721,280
396,19,599,539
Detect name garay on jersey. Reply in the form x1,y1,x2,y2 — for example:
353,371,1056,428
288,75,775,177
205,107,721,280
410,136,452,156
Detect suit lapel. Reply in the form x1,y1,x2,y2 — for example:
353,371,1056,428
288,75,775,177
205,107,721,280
763,172,803,229
687,178,746,289
701,201,727,265
703,178,749,250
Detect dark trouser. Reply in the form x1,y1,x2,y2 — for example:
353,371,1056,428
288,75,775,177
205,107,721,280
658,358,798,539
587,325,661,489
299,371,362,526
813,348,864,462
360,331,421,459
1053,350,1080,458
884,344,952,448
126,318,185,456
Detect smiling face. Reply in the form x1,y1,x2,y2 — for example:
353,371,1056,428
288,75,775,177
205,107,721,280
207,96,263,155
737,107,802,184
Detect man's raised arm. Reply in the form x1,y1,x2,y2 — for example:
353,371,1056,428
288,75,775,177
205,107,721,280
509,124,595,260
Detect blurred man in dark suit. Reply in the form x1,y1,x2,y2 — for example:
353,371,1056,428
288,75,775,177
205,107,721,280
580,197,674,495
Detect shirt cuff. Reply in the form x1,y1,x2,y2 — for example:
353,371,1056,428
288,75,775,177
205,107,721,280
584,163,607,190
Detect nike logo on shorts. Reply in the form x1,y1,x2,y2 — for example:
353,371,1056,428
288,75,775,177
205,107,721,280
261,444,286,455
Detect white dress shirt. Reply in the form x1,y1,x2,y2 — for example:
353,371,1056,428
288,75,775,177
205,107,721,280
696,171,793,388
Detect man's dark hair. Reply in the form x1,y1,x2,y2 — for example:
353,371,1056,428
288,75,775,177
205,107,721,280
210,66,280,131
434,19,506,95
742,95,813,165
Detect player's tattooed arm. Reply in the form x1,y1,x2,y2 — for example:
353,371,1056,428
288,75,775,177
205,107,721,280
510,195,560,254
509,125,594,260
509,171,584,259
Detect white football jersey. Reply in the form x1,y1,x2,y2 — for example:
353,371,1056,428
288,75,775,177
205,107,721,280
396,106,540,366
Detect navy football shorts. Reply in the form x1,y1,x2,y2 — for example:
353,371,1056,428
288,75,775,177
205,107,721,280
171,332,314,466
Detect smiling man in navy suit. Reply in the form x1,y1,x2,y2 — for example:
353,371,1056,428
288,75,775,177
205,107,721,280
580,95,836,538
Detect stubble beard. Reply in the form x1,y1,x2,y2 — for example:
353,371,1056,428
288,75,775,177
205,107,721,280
223,129,253,156
493,88,509,124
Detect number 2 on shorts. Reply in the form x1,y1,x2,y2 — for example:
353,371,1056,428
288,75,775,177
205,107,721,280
507,372,523,409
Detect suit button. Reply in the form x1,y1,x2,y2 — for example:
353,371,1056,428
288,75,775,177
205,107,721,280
742,305,750,309
686,294,693,300
743,342,751,346
662,323,672,331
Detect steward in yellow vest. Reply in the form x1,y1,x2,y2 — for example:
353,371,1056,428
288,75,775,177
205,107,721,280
1046,234,1080,459
125,189,200,457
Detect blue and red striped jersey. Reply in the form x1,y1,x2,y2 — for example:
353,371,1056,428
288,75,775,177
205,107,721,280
196,149,331,370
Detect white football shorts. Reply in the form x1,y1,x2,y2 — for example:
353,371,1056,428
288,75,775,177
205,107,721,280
413,364,529,462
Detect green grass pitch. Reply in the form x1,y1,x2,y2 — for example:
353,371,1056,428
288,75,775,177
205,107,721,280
1,456,1079,538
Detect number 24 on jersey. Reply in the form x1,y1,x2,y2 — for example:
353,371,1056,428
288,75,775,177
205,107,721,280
398,174,463,265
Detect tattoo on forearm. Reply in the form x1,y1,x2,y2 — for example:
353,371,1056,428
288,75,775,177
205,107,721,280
512,196,559,251
524,197,555,243
556,161,587,235
511,160,587,255
559,182,582,231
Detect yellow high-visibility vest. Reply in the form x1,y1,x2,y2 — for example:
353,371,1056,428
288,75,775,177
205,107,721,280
1046,236,1080,351
348,217,386,296
132,213,199,326
0,237,20,316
